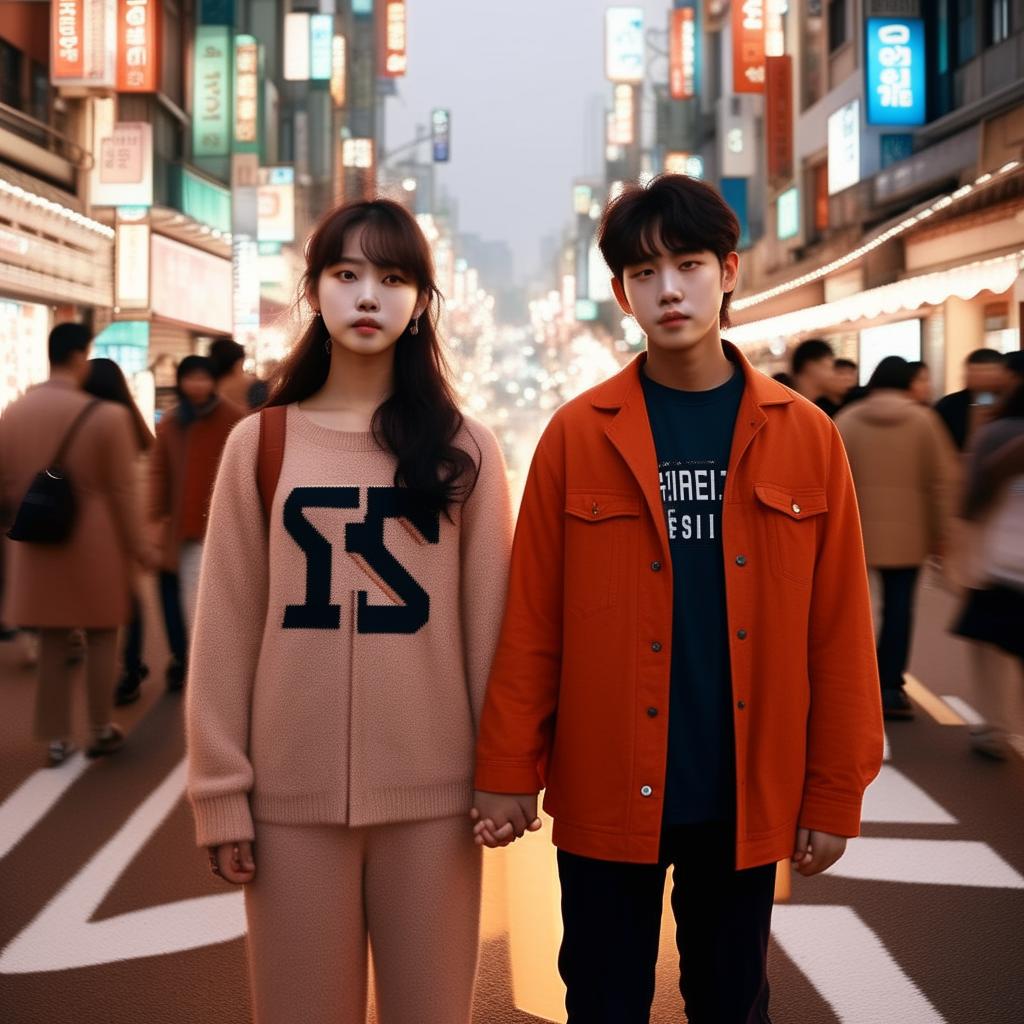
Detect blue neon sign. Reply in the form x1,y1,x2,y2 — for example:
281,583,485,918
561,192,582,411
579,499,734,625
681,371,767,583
866,18,926,126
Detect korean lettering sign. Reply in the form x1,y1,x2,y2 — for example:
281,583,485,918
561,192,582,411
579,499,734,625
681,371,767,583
117,0,159,92
193,25,231,157
866,18,925,125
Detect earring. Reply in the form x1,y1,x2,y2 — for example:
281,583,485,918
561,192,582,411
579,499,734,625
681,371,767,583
409,318,419,336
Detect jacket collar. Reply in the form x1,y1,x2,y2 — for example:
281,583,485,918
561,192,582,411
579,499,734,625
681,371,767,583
589,340,794,412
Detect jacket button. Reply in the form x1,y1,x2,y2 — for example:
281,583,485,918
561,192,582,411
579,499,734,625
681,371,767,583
640,785,653,797
651,641,662,653
735,555,747,567
592,503,600,516
791,503,801,515
651,561,662,572
738,700,746,710
737,629,748,640
647,706,658,717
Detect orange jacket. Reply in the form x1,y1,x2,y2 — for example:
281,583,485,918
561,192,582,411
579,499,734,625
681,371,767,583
475,345,884,868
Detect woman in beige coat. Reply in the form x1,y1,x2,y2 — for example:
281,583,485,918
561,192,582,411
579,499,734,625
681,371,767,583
0,324,150,765
836,355,959,720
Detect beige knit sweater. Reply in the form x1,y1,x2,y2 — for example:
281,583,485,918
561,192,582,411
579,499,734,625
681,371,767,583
185,405,513,848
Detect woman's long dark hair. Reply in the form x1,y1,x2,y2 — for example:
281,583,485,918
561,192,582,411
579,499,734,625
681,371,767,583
83,357,154,452
266,199,477,514
867,355,913,392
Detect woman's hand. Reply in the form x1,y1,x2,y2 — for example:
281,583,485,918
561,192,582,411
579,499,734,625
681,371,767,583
208,841,256,884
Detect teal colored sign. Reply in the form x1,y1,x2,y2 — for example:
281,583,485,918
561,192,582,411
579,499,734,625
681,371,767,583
193,26,232,157
92,322,150,376
310,15,333,81
352,0,373,14
180,168,231,233
777,187,799,240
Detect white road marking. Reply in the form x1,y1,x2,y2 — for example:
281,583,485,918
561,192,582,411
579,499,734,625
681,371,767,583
829,838,1024,889
940,696,986,726
861,766,956,824
0,754,89,862
0,759,245,974
771,905,946,1023
883,729,891,761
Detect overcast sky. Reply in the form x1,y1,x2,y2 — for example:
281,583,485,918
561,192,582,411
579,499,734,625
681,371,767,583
385,1,671,287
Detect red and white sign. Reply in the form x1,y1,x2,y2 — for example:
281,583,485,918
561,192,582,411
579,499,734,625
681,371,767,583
732,0,766,93
117,0,159,92
669,7,697,100
52,0,86,80
765,55,793,181
381,1,407,77
608,84,635,146
51,0,117,87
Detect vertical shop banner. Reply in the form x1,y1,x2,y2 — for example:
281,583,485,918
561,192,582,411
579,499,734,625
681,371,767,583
431,108,451,163
776,186,799,240
51,0,117,87
115,210,151,309
257,167,296,244
765,55,793,181
284,13,311,81
827,99,861,194
732,0,765,93
330,35,347,106
608,84,636,146
606,7,644,83
310,15,333,81
720,177,751,248
765,0,785,57
193,25,231,157
380,1,408,77
866,18,926,125
669,6,698,100
234,35,261,154
718,96,756,178
117,0,159,92
94,122,153,206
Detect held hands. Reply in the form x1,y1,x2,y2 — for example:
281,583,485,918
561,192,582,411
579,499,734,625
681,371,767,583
207,841,256,885
470,790,542,848
791,828,847,877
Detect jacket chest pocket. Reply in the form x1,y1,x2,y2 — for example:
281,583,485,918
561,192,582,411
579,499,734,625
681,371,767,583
564,491,641,617
754,484,828,587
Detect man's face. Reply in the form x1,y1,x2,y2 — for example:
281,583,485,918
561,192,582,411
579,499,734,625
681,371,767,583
833,364,859,397
611,242,739,355
180,370,216,406
965,361,1007,396
805,355,836,394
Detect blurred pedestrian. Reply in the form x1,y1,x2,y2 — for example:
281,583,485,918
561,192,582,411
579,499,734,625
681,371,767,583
771,371,794,388
149,356,242,690
208,337,268,410
83,358,155,706
934,348,1009,451
831,357,866,409
951,381,1024,759
907,361,934,406
791,338,839,416
0,324,150,766
836,356,959,720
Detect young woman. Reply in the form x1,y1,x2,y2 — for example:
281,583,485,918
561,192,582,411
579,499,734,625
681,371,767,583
185,198,513,1023
82,358,154,706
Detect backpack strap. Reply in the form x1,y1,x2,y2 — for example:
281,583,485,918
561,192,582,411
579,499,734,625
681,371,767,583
257,405,287,521
52,399,102,470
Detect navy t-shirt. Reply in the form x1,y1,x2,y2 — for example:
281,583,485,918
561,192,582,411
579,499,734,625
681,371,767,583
641,364,744,825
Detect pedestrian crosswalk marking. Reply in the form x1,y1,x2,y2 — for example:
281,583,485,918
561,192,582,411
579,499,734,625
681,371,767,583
0,753,88,862
771,905,947,1023
903,675,966,726
861,766,956,824
939,695,986,726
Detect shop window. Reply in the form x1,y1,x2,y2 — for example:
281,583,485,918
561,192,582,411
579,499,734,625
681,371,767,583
987,0,1011,45
0,39,22,110
828,0,848,52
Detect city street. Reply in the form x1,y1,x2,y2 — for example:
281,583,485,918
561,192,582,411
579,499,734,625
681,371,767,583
1,572,1021,1024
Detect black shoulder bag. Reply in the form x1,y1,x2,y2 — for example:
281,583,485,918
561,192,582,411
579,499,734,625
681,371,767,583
6,399,102,544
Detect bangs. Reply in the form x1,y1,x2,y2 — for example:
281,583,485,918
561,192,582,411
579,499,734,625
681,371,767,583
618,213,704,269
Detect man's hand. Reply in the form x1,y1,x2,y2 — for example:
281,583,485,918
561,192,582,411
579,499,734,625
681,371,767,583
791,828,847,877
470,791,542,848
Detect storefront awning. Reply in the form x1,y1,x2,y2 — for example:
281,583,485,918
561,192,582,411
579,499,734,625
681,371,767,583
729,250,1024,346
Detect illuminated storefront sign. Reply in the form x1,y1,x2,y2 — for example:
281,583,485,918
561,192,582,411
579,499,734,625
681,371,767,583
343,138,375,169
669,6,697,100
866,18,926,125
605,7,644,83
150,233,232,333
284,13,311,81
234,35,260,151
765,54,793,181
608,84,635,146
331,34,347,107
117,0,158,92
381,1,407,77
432,108,451,163
732,0,765,93
116,219,151,309
257,167,295,244
50,0,117,87
777,186,799,240
765,0,786,58
93,122,153,207
193,25,231,156
664,151,704,178
827,99,861,195
310,14,333,81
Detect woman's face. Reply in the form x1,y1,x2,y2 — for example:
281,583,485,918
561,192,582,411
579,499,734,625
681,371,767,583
313,226,426,358
910,367,932,405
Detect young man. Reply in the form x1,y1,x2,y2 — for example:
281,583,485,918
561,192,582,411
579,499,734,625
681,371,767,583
472,175,883,1024
934,348,1012,451
790,337,838,416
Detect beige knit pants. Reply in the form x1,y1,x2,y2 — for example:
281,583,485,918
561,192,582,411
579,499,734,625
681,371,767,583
243,815,482,1024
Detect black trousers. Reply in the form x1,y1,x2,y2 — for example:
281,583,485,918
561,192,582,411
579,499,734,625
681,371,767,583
158,571,187,664
876,566,920,691
557,822,775,1024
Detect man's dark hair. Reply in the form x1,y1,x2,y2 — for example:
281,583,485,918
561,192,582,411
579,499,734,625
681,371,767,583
48,322,92,366
907,360,928,376
176,354,215,387
772,371,794,387
965,348,1005,365
208,337,246,379
1003,351,1024,378
791,338,834,376
867,356,913,391
597,174,741,327
834,358,858,372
